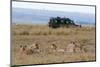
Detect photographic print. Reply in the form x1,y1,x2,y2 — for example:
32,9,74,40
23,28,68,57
11,1,96,66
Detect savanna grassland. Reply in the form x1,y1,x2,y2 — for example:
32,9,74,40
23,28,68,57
12,24,96,66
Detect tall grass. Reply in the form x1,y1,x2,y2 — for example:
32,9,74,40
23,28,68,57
12,25,93,35
12,24,95,65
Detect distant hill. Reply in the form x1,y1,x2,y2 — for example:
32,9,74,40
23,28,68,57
12,8,95,25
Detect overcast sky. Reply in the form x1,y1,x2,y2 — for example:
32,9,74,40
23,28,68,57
12,1,95,14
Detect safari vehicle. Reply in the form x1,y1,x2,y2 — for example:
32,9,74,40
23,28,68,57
48,16,81,28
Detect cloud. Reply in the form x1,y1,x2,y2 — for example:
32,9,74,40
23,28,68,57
12,1,95,14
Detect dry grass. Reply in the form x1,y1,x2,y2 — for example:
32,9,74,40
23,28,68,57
12,25,95,35
12,24,96,66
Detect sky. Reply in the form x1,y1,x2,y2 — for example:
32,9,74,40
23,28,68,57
12,1,95,14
